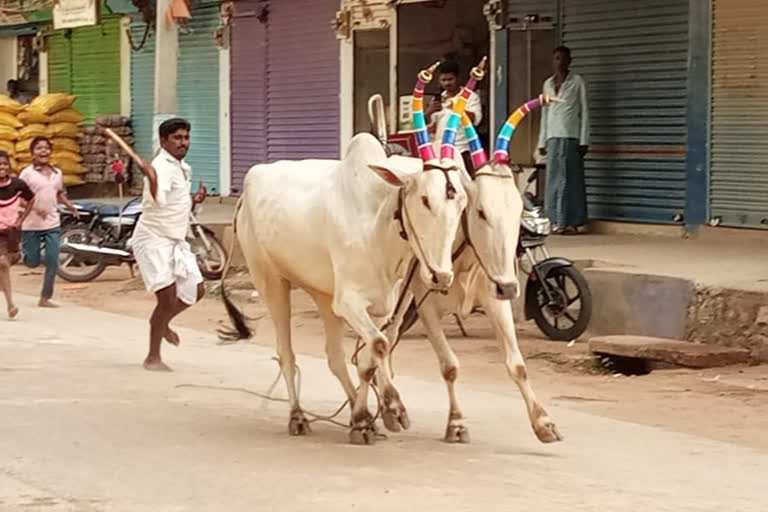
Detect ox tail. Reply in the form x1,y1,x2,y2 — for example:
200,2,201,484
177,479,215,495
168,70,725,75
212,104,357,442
217,196,253,341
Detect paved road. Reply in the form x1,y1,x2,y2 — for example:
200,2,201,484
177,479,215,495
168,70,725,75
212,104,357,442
2,295,767,511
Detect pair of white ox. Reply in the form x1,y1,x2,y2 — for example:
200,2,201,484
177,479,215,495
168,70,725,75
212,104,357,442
220,64,562,446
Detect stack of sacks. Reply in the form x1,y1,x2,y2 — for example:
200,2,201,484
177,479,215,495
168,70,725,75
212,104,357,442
0,95,23,173
80,115,135,184
16,93,86,186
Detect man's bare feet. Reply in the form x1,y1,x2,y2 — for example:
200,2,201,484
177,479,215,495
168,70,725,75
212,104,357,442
38,298,59,308
143,356,172,372
164,327,181,346
7,305,18,319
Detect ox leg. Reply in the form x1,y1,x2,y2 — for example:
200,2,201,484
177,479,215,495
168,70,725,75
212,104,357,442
335,298,409,444
416,296,470,443
264,278,310,436
309,291,357,405
478,289,563,444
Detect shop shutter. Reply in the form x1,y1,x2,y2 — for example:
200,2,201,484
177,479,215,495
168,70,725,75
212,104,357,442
70,17,122,122
561,0,689,223
710,0,768,229
47,18,121,123
265,0,340,161
46,31,72,93
230,0,267,194
129,20,156,160
177,4,221,192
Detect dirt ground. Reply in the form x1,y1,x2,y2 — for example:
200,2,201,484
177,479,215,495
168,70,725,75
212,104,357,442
10,265,768,452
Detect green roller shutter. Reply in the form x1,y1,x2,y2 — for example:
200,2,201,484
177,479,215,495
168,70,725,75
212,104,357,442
177,5,221,192
46,17,121,122
71,18,122,122
47,31,72,93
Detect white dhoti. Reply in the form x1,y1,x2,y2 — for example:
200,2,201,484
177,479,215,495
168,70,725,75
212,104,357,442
130,222,203,305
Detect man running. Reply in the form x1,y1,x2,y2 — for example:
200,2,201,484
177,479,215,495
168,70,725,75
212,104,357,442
131,118,207,371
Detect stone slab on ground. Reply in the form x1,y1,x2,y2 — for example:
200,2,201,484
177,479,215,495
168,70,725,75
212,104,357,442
589,335,751,369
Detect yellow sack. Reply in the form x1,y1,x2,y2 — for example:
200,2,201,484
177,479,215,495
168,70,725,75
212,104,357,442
9,158,20,171
19,124,50,139
0,95,23,114
0,125,19,141
18,109,52,124
15,138,34,154
0,140,14,154
52,149,83,163
51,137,81,153
49,122,80,138
0,111,22,128
28,93,76,115
62,174,85,186
57,160,87,175
49,108,84,124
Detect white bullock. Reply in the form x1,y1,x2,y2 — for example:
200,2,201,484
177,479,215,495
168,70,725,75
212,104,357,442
382,96,563,444
219,127,467,444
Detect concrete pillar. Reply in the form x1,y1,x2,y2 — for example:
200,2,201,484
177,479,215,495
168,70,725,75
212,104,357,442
152,0,178,153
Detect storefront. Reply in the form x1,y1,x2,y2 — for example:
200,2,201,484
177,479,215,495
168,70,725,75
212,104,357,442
229,0,340,194
709,0,768,229
338,0,490,153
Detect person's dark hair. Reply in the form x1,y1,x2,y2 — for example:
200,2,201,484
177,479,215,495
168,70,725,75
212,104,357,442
30,136,52,153
554,45,572,62
159,117,191,139
0,149,9,163
438,60,460,76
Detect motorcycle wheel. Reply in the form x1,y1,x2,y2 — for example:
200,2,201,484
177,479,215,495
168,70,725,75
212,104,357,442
188,225,228,280
527,265,592,341
57,225,108,283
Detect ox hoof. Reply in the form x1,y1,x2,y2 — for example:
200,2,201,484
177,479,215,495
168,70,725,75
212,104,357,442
349,426,377,446
444,423,471,444
534,419,563,444
382,406,410,433
288,412,312,436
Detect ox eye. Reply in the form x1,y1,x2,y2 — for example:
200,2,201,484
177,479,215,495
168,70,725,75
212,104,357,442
421,195,431,210
478,209,488,221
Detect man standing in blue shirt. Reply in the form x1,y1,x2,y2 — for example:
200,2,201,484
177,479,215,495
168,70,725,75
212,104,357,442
537,46,590,234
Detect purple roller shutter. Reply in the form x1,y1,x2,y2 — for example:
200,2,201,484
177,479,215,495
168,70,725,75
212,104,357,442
265,0,340,161
230,0,267,195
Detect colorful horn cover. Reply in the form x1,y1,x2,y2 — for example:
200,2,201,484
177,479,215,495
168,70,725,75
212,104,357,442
494,94,556,163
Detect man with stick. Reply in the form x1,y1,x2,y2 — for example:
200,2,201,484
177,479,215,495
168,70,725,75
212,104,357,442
123,118,207,371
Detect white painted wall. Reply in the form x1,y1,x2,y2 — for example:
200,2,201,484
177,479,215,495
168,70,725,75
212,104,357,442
120,16,131,117
219,43,231,197
339,37,353,156
0,37,18,88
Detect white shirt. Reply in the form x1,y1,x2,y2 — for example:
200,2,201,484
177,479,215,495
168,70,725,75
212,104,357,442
432,89,483,154
537,72,590,147
137,148,192,241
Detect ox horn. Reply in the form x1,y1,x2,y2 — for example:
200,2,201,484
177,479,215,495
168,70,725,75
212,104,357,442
493,94,560,164
439,56,487,163
411,60,441,162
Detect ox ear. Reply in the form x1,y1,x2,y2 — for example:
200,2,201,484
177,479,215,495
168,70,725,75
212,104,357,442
368,164,407,187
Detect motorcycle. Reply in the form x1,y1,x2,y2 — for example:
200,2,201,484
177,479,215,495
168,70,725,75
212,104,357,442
398,165,593,342
57,198,228,283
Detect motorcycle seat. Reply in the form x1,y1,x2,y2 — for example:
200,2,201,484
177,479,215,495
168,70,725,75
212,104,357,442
71,201,128,216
